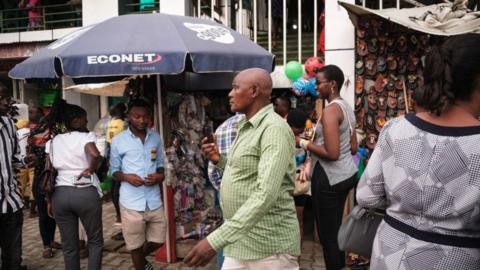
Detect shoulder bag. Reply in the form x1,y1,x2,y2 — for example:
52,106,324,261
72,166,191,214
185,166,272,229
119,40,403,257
337,205,384,257
39,139,57,198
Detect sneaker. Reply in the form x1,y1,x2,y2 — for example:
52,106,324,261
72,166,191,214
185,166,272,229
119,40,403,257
145,262,153,270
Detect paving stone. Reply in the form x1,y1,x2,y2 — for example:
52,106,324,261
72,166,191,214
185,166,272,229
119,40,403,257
20,202,324,269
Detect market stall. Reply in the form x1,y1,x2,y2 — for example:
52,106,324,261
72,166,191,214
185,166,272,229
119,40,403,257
337,1,480,153
9,12,274,263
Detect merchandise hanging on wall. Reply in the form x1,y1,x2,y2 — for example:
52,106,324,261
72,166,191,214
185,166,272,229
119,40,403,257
164,93,222,242
354,16,435,152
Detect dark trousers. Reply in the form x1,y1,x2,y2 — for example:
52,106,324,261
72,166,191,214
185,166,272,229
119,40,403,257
311,163,356,270
111,178,121,218
0,210,23,270
33,177,57,247
52,186,103,270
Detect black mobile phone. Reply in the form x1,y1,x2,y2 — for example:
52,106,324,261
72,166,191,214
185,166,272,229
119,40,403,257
203,126,214,143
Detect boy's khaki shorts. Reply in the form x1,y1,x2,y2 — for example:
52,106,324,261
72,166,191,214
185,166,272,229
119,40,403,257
120,205,167,250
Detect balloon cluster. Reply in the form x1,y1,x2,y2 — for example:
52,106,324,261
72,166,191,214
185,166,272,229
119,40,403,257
285,57,324,97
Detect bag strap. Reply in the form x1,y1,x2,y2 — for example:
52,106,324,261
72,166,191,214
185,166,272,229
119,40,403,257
310,117,321,142
330,99,354,136
48,137,54,169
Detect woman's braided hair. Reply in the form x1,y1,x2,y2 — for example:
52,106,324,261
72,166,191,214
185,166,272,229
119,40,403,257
46,98,87,135
423,34,480,115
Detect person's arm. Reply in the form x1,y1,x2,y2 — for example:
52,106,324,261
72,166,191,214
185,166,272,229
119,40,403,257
201,136,227,170
78,134,102,178
206,125,293,251
305,105,342,161
145,137,165,186
350,130,358,155
110,136,144,186
356,122,392,209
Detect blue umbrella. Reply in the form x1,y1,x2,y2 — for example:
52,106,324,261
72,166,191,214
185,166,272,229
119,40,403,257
9,13,275,79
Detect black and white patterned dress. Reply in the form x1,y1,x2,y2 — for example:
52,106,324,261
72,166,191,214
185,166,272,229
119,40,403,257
357,114,480,270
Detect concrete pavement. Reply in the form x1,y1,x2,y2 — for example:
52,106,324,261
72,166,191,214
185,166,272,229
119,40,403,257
21,202,325,269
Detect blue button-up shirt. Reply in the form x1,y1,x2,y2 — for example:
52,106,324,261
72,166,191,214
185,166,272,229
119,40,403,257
110,128,164,211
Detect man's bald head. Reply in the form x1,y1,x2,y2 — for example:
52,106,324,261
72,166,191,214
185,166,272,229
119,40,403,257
238,68,272,97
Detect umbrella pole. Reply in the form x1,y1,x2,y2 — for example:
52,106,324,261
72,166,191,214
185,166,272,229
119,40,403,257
155,75,176,263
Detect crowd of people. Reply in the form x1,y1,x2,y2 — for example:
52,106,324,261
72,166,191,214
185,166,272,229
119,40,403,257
0,33,479,270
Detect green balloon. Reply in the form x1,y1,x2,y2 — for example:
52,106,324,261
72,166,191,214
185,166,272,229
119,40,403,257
284,61,303,81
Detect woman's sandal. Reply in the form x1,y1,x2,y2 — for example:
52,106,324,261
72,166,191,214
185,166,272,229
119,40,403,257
42,248,55,259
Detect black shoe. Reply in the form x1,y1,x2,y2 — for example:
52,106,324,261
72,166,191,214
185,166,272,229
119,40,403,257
111,232,124,241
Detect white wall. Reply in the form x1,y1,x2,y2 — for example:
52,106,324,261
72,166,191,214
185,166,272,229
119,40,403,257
325,0,355,108
160,0,187,15
82,0,119,26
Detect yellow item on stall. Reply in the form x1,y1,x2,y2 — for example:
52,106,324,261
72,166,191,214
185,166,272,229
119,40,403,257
106,118,125,143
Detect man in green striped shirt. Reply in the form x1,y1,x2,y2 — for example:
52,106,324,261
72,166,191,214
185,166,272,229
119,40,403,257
185,68,300,269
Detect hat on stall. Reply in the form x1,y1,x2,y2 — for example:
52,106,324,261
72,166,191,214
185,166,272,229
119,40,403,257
365,111,376,131
397,94,406,110
355,75,365,95
355,59,365,75
377,56,387,73
367,38,378,54
397,34,408,53
365,55,377,77
407,74,418,90
375,115,386,132
386,54,397,71
357,28,366,39
419,34,429,47
356,107,365,129
407,53,420,72
397,57,407,74
385,79,395,91
357,39,368,56
387,107,396,118
355,94,364,113
366,132,378,150
375,74,386,92
397,109,406,117
395,79,404,91
367,91,378,111
377,94,388,111
409,34,418,51
387,91,398,109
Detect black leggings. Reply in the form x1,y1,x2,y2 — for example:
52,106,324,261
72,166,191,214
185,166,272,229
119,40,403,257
32,176,57,248
311,163,356,270
111,178,121,218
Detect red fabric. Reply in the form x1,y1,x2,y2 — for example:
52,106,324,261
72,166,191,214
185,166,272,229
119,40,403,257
318,28,325,55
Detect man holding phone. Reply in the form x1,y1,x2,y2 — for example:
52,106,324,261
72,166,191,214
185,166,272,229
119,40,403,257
185,68,300,269
110,99,166,270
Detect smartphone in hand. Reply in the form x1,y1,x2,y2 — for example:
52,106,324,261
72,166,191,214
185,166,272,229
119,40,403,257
203,126,214,143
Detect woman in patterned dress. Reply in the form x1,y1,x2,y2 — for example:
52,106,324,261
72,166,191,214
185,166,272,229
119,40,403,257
357,34,480,269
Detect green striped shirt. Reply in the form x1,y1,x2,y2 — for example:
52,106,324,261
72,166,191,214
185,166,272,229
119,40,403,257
207,104,301,260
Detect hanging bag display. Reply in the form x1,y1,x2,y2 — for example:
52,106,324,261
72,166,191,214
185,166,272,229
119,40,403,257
337,205,384,257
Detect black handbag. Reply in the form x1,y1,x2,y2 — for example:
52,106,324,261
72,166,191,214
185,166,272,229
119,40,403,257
39,140,57,198
337,205,384,257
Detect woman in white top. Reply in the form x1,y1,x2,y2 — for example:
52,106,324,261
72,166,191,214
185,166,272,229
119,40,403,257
46,99,103,270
